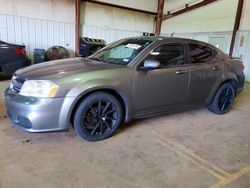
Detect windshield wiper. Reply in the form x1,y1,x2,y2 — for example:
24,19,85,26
88,57,122,65
88,57,104,62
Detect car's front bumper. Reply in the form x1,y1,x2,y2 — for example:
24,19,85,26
5,89,74,132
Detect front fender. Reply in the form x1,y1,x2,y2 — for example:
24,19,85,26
64,78,133,125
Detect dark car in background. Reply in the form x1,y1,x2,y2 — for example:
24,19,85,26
0,41,30,74
5,37,245,141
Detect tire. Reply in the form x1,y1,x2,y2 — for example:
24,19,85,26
73,92,123,141
208,83,235,115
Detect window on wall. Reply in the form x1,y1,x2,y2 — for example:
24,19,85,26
188,44,213,64
147,44,185,68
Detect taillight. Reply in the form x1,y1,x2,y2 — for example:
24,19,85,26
15,48,26,55
240,62,245,72
238,62,245,73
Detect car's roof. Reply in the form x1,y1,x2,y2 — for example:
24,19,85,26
125,36,210,46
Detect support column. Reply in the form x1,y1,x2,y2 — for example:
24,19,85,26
155,0,164,36
75,0,81,56
229,0,244,56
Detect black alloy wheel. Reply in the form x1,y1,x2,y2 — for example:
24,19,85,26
74,92,122,141
218,87,234,112
208,83,235,115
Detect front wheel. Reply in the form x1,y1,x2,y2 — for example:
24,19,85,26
208,83,235,115
74,92,123,141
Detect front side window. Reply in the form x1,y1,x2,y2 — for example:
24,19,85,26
146,44,185,68
89,39,152,65
189,44,213,64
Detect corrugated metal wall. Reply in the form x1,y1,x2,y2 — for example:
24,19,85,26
0,0,155,62
0,14,149,62
0,13,75,60
82,25,144,44
80,1,155,44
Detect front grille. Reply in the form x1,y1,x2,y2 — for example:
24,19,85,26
9,75,26,94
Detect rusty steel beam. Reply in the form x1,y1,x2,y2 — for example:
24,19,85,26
155,0,164,35
75,0,81,56
163,0,218,20
83,0,157,16
229,0,244,56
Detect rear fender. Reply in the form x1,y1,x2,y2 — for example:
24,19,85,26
206,72,237,105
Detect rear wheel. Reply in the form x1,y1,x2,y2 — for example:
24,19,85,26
74,92,122,141
208,83,235,114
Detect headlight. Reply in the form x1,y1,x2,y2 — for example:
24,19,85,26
19,80,59,98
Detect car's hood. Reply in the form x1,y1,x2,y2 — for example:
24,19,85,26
15,57,121,79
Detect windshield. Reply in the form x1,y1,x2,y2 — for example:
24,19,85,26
88,39,152,65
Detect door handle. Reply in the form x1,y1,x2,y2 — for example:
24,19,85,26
176,70,188,75
213,66,220,70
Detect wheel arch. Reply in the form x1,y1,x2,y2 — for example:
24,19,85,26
206,75,238,105
69,88,129,127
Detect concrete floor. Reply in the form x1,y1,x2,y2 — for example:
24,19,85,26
0,77,250,188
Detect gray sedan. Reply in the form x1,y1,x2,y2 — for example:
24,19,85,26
5,37,245,141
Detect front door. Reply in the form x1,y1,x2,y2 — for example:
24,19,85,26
134,43,190,114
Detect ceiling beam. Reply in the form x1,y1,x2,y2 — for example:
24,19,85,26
162,0,218,20
229,0,244,56
155,0,164,35
83,0,157,16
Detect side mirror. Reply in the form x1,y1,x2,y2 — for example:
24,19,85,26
140,59,160,71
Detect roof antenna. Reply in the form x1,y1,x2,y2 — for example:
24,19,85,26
171,32,175,37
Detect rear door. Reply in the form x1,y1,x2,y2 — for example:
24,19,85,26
134,43,190,114
187,43,223,103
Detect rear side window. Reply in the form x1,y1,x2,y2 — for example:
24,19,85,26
147,44,184,67
189,44,214,64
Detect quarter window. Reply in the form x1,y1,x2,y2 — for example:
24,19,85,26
147,44,184,68
189,44,213,64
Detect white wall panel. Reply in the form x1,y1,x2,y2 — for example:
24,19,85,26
81,2,155,44
162,0,238,33
162,32,232,52
82,25,143,44
244,38,250,81
52,0,75,23
94,0,158,12
0,0,76,61
0,0,75,23
241,0,250,30
0,14,75,60
0,0,14,15
234,31,250,81
162,0,250,33
81,2,155,32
